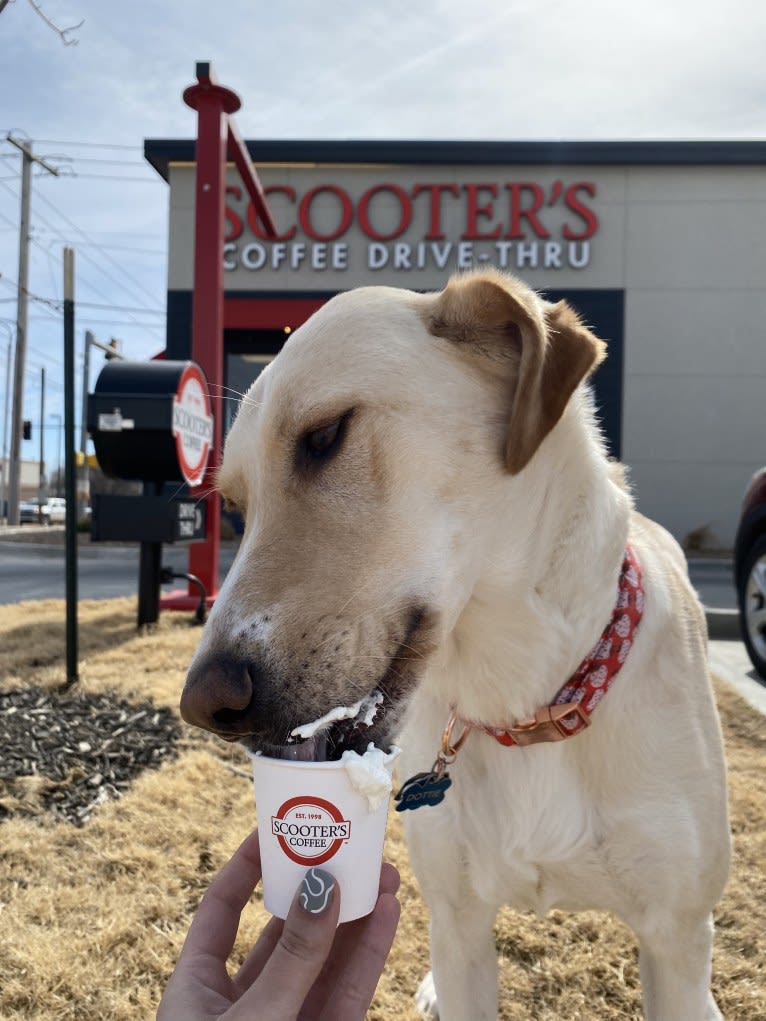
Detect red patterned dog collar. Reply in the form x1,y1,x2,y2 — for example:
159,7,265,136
395,546,645,811
457,544,644,748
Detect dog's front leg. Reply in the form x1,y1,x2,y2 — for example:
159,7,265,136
637,912,723,1021
414,892,499,1021
402,762,500,1019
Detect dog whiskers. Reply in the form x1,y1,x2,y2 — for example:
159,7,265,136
392,642,427,661
308,590,411,654
207,384,264,411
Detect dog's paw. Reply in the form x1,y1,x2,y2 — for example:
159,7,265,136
415,971,439,1019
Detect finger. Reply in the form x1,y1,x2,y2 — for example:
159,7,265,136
236,867,340,1016
290,865,402,1017
234,862,399,997
377,862,401,898
317,891,401,1021
231,915,284,996
180,829,262,964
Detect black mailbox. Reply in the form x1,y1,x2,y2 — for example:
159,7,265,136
87,360,213,485
87,360,215,627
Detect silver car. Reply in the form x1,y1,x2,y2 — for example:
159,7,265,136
19,499,50,525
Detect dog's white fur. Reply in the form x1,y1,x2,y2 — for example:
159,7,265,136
190,271,730,1021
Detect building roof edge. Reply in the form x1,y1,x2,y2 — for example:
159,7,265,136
143,138,766,181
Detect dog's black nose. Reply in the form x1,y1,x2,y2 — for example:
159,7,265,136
180,654,259,737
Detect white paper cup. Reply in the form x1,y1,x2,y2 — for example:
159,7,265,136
252,752,395,923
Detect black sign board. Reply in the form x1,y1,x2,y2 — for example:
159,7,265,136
91,494,207,544
173,499,207,542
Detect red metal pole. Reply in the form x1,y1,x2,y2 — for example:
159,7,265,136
162,63,276,613
178,64,240,607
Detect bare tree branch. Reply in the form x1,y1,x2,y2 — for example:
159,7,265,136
0,1,14,18
25,0,83,45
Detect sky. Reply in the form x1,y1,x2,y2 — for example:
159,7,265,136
1,0,765,472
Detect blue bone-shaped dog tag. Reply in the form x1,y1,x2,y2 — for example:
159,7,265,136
394,770,452,811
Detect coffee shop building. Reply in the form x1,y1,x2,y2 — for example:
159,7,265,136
144,140,766,550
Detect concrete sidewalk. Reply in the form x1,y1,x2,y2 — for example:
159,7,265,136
708,638,766,717
686,558,739,641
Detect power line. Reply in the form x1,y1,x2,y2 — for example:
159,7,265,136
30,188,165,311
0,205,18,229
2,217,162,332
51,173,162,184
26,139,143,151
74,300,165,314
26,230,165,253
0,274,63,312
0,141,168,366
0,177,166,337
0,286,165,316
30,316,167,329
47,156,150,166
61,243,165,255
0,168,165,312
36,227,163,240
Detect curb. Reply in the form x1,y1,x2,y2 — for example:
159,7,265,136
705,607,741,642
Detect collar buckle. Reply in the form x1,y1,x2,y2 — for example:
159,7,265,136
497,700,591,746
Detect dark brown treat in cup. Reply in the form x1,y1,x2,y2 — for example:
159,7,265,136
271,734,328,761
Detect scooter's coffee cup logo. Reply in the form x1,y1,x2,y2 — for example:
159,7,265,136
272,795,351,866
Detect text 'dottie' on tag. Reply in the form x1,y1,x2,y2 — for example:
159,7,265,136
394,770,452,811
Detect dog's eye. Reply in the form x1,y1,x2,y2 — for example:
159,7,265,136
306,421,341,456
300,411,352,465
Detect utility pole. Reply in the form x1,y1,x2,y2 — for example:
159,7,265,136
79,330,92,520
1,338,11,522
63,247,78,687
38,366,46,521
78,331,123,518
6,136,59,525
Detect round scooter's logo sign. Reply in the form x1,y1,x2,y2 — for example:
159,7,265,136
172,363,213,486
271,796,351,866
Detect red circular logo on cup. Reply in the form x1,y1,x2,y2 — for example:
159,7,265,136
271,795,351,866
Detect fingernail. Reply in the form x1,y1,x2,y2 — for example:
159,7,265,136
299,868,336,914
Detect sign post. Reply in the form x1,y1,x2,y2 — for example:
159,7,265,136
165,62,277,614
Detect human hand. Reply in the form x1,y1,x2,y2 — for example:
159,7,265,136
157,829,401,1021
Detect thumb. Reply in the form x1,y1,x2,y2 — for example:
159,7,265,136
237,868,340,1017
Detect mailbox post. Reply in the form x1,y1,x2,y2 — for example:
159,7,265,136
88,360,214,626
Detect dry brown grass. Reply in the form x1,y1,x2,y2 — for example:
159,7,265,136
0,598,764,1020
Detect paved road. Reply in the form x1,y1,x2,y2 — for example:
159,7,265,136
1,529,762,715
0,532,737,612
0,534,239,603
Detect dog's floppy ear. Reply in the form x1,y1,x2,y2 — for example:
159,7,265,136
427,271,606,474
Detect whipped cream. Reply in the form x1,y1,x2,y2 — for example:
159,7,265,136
341,743,401,811
290,690,383,740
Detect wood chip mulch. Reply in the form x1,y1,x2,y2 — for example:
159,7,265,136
0,687,181,827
